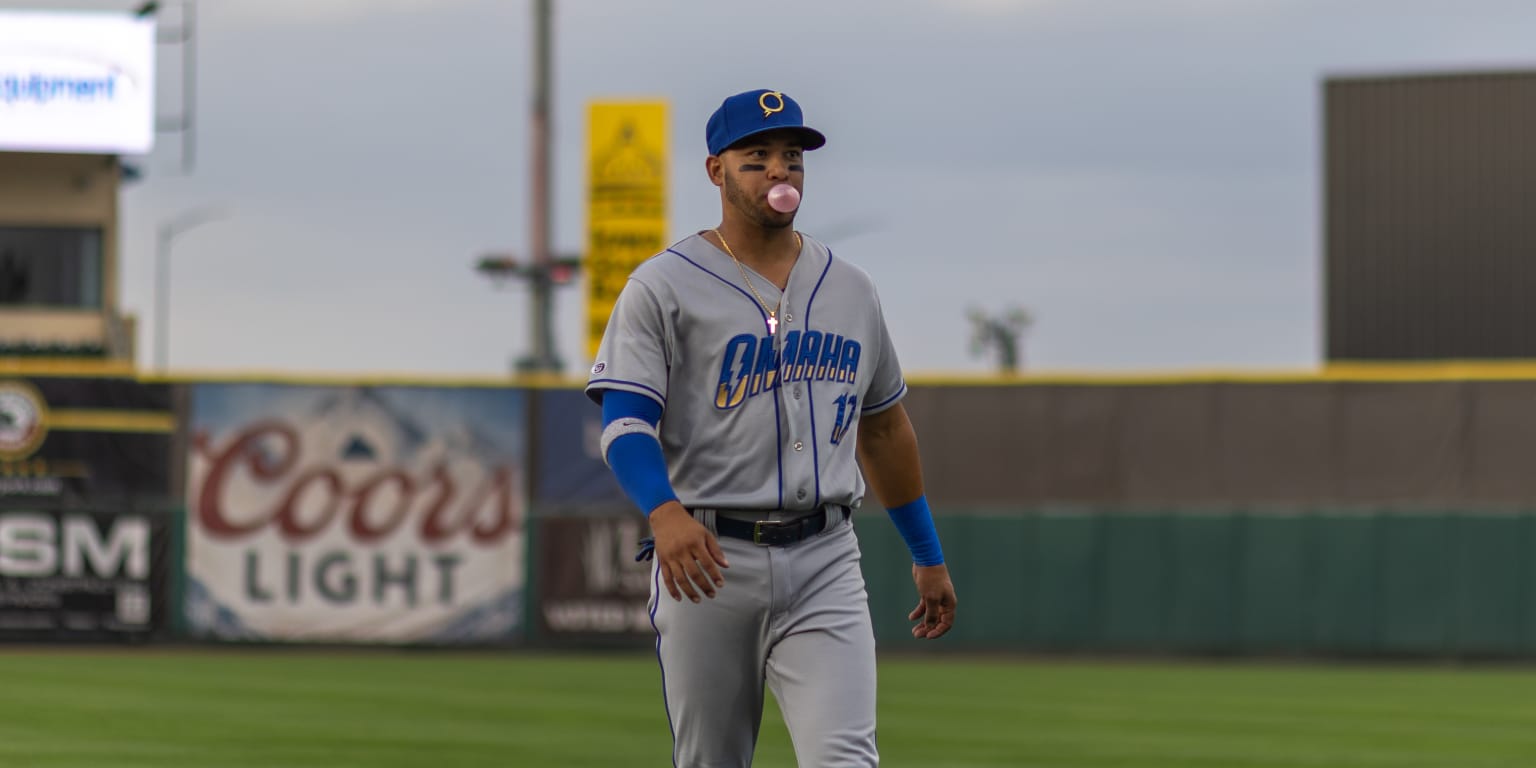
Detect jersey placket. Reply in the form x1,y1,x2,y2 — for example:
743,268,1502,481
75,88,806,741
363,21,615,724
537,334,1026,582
775,282,816,510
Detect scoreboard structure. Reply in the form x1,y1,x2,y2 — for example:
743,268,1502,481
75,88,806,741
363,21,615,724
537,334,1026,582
1326,70,1536,361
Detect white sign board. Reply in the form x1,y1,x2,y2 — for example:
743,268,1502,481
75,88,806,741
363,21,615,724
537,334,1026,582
0,11,156,154
185,383,529,644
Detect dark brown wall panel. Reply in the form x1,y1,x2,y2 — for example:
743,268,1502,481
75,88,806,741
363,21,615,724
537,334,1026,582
903,385,1054,506
902,379,1536,509
1462,381,1536,504
1327,72,1536,360
1216,383,1337,502
1042,386,1124,503
1333,382,1465,502
1117,385,1220,503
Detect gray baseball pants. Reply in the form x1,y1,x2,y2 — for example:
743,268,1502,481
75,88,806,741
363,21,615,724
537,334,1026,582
648,507,879,767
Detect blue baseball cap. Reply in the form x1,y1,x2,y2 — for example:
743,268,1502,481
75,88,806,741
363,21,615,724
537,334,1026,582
706,89,827,156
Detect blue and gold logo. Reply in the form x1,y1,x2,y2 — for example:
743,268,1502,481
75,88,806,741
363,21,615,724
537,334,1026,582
758,91,785,119
0,380,48,460
714,329,862,410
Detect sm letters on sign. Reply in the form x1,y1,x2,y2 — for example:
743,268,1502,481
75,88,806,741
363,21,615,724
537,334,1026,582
0,514,149,578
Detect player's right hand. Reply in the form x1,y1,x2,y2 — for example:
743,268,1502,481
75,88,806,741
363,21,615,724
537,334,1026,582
648,502,729,603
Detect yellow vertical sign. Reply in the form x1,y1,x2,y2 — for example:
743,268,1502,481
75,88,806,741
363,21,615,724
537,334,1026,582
586,101,669,361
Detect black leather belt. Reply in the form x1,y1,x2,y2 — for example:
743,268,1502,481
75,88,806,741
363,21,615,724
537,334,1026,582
712,505,847,546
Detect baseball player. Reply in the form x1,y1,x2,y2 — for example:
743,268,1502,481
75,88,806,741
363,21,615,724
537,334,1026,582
586,88,957,767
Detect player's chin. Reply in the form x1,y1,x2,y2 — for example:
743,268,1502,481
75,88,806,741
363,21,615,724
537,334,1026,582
760,208,796,228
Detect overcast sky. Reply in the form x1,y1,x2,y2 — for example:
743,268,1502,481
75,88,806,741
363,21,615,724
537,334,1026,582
10,0,1536,377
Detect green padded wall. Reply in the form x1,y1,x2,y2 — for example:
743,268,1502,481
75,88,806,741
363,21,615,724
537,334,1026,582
855,509,1536,659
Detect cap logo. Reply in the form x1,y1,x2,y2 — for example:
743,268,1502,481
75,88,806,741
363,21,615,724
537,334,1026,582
758,91,785,119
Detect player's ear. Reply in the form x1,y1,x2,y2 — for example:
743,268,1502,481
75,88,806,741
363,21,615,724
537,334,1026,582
705,155,724,187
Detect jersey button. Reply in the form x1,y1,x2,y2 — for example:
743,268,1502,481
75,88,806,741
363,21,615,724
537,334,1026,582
793,387,802,400
785,313,793,324
797,488,807,501
794,441,804,451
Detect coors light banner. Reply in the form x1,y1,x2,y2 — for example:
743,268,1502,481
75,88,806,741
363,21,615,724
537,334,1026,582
185,383,527,643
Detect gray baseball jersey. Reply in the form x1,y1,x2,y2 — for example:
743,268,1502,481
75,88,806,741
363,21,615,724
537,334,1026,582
585,231,907,511
586,230,901,766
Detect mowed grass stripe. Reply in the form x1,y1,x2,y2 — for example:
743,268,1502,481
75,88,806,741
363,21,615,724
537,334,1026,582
874,660,1536,768
0,652,658,768
0,651,1533,767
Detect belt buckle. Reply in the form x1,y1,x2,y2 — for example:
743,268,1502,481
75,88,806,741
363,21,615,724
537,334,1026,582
752,520,787,546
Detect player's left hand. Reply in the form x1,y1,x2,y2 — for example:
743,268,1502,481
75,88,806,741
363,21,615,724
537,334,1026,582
909,563,957,639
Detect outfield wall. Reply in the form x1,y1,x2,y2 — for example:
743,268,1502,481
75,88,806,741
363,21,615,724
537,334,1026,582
524,505,1536,659
12,362,1536,656
529,367,1536,657
857,509,1536,658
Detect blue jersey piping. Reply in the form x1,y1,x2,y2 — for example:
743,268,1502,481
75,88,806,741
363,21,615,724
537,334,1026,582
802,252,835,508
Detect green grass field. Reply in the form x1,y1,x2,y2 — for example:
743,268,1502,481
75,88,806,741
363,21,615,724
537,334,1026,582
1,649,1533,767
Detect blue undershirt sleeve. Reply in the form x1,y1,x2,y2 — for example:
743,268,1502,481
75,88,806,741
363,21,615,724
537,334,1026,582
600,390,677,516
887,496,945,566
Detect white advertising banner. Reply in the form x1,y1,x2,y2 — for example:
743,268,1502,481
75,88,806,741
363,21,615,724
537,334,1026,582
0,10,156,154
185,383,527,643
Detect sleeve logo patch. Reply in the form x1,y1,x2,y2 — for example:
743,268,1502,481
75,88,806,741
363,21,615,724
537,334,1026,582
591,362,607,375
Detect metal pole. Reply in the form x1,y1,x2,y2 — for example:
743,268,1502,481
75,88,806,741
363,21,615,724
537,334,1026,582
182,0,197,174
526,0,556,373
153,207,228,372
154,225,170,371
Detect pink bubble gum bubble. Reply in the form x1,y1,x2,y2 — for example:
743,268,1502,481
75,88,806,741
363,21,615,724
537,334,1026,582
768,184,800,213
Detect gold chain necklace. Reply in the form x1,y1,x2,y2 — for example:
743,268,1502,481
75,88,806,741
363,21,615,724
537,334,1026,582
713,228,801,336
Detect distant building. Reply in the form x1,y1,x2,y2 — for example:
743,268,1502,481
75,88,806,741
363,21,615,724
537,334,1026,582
0,152,136,360
1326,69,1536,361
0,9,156,362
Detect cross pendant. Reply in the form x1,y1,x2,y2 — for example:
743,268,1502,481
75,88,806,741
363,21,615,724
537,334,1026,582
767,315,778,335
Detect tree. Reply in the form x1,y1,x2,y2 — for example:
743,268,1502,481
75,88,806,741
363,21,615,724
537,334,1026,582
968,305,1032,373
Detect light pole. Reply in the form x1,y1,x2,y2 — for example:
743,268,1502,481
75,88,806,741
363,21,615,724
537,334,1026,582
154,207,227,371
137,0,199,174
474,0,574,374
522,0,560,373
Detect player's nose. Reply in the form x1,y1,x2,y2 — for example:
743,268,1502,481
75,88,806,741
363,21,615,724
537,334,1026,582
765,157,790,180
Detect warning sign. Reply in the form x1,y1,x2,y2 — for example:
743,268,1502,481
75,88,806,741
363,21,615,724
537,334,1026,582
585,101,668,361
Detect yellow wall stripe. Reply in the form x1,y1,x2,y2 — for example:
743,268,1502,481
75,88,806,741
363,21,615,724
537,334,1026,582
23,357,1536,389
908,361,1536,386
0,358,138,378
137,369,584,389
48,409,176,434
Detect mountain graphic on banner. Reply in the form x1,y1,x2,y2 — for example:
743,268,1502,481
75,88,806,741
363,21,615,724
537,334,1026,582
184,576,262,641
429,587,523,643
304,386,512,467
341,435,376,461
308,387,425,462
